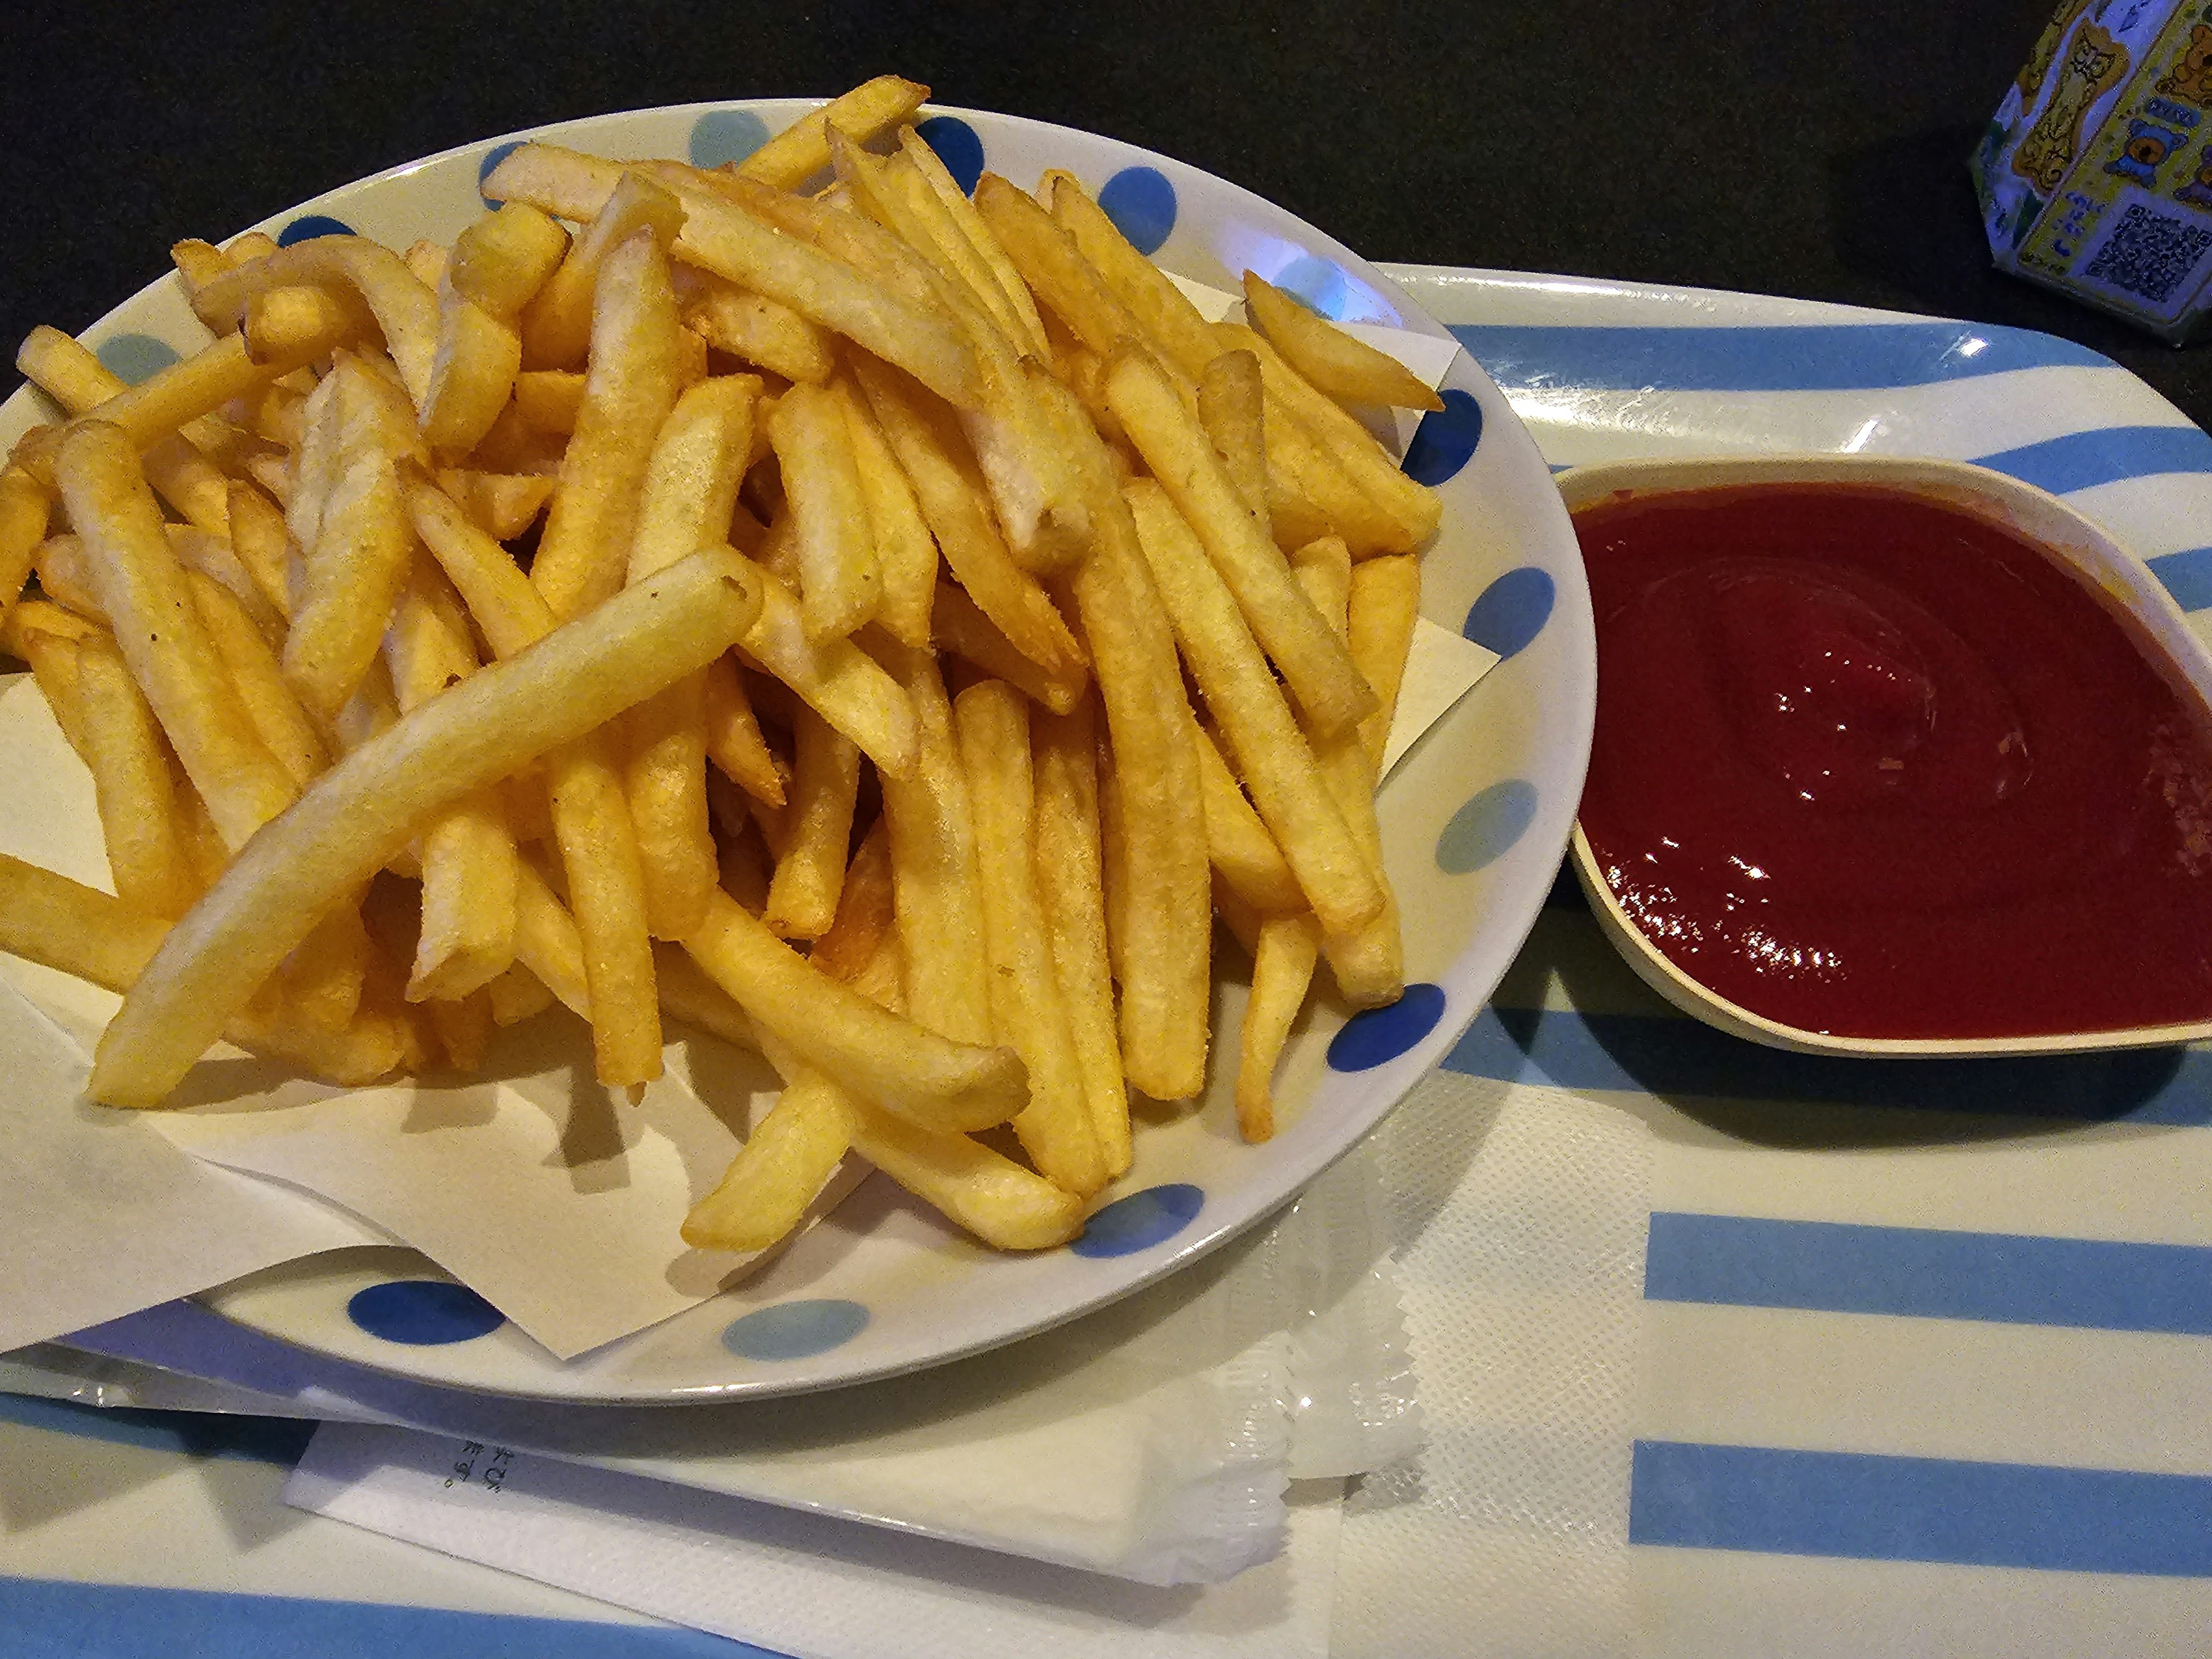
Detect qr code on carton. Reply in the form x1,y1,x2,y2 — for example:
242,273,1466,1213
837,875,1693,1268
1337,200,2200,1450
2074,190,2212,322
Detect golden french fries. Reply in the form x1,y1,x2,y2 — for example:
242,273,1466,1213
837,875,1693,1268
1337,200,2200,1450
1,77,1446,1267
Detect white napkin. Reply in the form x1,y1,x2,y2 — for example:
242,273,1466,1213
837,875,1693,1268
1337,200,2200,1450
36,1139,1416,1585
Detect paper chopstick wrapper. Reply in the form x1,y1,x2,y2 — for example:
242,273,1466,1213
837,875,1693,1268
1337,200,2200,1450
0,278,1483,1358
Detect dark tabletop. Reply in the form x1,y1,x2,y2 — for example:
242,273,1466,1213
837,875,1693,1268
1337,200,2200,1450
6,0,2205,429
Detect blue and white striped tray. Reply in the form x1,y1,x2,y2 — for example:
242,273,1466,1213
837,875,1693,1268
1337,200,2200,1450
1407,265,2212,1657
6,268,2210,1656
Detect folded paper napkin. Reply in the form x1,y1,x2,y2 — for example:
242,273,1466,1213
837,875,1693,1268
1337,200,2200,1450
30,1137,1418,1586
13,1074,1651,1658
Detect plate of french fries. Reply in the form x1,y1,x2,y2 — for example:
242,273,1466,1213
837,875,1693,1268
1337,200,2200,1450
0,79,1594,1399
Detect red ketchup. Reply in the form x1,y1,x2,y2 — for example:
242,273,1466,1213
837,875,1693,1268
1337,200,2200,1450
1574,484,2212,1040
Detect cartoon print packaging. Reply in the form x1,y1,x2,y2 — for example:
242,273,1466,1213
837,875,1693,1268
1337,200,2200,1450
1974,0,2212,340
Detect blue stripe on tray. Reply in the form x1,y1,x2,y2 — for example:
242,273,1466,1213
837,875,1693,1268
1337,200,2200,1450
1445,1006,2212,1125
1645,1214,2212,1334
2147,546,2212,610
1449,321,2111,393
1970,424,2212,493
1630,1441,2212,1576
0,1580,776,1659
0,1393,315,1465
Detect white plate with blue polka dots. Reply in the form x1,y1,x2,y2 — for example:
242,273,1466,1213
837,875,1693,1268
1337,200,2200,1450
54,99,1594,1400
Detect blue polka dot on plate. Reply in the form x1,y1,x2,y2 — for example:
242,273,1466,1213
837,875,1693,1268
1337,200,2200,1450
478,141,524,204
1463,565,1554,658
278,215,354,247
1272,254,1353,321
1437,779,1539,874
347,1280,505,1345
915,115,984,195
722,1299,869,1361
96,334,180,385
1403,388,1482,484
1070,1184,1203,1257
1327,983,1446,1070
1097,166,1176,255
691,109,771,170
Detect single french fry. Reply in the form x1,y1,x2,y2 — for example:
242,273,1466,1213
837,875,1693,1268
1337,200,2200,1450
666,180,982,410
1348,554,1421,774
829,376,936,649
243,283,377,369
188,569,325,787
930,577,1086,715
165,528,282,650
807,816,893,981
71,636,200,918
1293,538,1402,1007
447,202,570,320
870,636,993,1047
710,778,773,914
1241,270,1444,412
515,168,687,372
512,369,585,434
0,468,50,625
1032,698,1131,1178
281,901,374,1035
56,422,297,850
769,382,881,641
419,286,521,461
1123,478,1381,936
1198,348,1270,541
849,353,1079,676
434,468,554,541
423,987,495,1074
185,236,438,407
86,546,764,1108
384,558,520,1001
683,280,836,383
701,652,786,805
1193,719,1306,914
510,855,592,1020
733,75,930,191
31,533,104,620
548,728,662,1086
847,1096,1085,1249
530,231,686,622
283,358,419,722
737,567,918,778
682,888,1026,1133
897,128,1049,356
404,238,449,289
682,1063,856,1252
486,962,558,1027
16,327,231,533
1222,883,1319,1144
1106,347,1374,737
762,706,859,941
954,679,1104,1195
0,854,404,1086
624,376,760,939
1032,370,1209,1098
482,143,628,225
